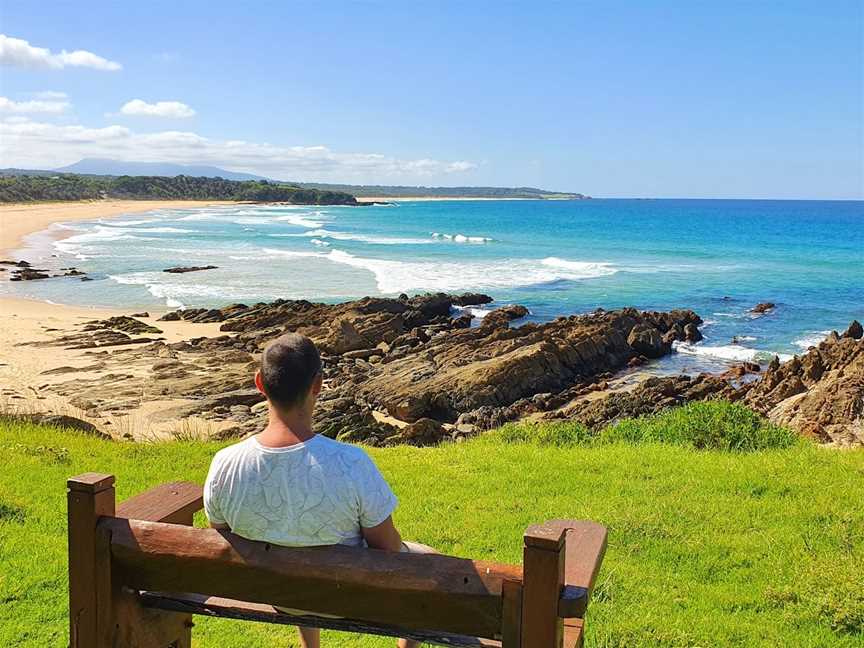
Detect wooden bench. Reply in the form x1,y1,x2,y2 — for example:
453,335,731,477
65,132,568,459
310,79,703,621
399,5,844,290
67,472,607,647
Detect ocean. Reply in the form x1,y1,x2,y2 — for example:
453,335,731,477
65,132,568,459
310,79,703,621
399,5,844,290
5,199,862,374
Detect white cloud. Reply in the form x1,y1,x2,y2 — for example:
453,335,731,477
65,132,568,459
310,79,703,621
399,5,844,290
0,34,121,71
0,96,70,114
119,99,196,119
0,118,477,182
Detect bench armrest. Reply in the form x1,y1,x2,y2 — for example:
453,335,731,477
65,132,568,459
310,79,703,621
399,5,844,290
116,481,203,525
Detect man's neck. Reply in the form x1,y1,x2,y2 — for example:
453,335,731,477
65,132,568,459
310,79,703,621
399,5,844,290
256,406,316,448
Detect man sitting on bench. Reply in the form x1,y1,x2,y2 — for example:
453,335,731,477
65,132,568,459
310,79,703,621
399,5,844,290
204,332,431,648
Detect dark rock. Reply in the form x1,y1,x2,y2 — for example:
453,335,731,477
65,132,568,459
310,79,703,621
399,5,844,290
83,316,162,335
452,293,494,307
751,302,776,315
23,413,107,437
394,418,448,446
684,323,703,342
9,267,50,281
627,323,668,359
163,265,218,274
130,312,150,318
842,320,863,340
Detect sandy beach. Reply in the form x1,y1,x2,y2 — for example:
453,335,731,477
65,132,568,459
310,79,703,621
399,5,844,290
0,200,239,439
0,199,234,259
0,295,238,440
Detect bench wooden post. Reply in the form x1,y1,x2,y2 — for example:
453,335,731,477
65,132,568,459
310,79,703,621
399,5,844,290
67,473,115,648
68,474,196,648
521,523,566,647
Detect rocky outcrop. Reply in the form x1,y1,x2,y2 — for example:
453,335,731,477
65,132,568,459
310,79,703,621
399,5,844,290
84,316,162,335
9,267,50,281
33,294,700,444
547,374,739,429
751,302,776,315
549,320,863,447
743,322,863,446
2,258,88,281
163,265,218,274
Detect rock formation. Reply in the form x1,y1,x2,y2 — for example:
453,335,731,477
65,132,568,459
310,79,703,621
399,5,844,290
550,320,863,447
25,288,861,447
30,294,700,445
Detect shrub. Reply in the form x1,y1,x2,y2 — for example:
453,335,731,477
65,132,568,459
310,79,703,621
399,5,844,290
598,401,798,451
490,420,595,447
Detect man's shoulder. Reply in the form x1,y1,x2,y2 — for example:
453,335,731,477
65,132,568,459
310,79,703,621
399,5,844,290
312,434,370,461
210,437,256,469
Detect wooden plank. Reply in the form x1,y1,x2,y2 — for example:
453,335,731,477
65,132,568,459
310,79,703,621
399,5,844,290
521,524,565,647
139,592,501,647
102,518,521,638
116,481,203,525
67,473,115,648
538,521,607,595
500,579,523,648
562,619,584,648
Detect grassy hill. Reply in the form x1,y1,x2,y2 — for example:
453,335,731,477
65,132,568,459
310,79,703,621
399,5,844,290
1,402,862,647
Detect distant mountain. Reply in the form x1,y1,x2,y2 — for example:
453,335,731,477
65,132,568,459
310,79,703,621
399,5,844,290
54,158,267,182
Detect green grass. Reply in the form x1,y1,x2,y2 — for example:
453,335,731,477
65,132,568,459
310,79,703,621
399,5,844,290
1,403,862,647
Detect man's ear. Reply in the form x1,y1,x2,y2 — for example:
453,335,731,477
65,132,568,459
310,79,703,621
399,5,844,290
254,370,266,395
311,372,323,397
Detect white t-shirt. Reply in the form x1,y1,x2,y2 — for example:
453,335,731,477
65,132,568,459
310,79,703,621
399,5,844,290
203,434,398,547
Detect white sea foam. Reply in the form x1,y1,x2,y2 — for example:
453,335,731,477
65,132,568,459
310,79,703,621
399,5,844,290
431,232,493,244
541,257,616,276
99,218,162,227
54,226,156,259
453,305,494,319
794,330,832,350
276,228,432,245
319,249,616,293
108,270,266,309
102,226,192,234
274,213,326,228
674,341,793,363
310,239,330,247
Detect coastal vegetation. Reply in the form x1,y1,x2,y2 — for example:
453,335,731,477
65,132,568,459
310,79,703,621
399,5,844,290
2,404,862,647
290,181,588,200
0,173,358,205
0,164,588,200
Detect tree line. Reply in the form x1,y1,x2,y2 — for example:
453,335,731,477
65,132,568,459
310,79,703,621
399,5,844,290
0,174,358,205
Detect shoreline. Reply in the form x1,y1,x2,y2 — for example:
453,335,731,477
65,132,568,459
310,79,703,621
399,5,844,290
0,197,559,259
0,200,235,259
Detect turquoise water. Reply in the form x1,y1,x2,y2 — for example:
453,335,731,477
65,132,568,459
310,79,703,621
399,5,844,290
5,199,862,371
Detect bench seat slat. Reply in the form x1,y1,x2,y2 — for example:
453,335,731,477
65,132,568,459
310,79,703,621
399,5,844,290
116,482,203,524
139,592,502,647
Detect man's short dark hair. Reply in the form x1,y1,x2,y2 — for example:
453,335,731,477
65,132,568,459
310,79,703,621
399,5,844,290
260,333,322,409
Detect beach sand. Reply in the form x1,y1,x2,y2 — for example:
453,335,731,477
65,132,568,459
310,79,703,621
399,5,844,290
0,296,239,440
0,200,239,439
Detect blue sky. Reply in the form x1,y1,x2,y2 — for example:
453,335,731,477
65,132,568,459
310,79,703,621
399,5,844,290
0,1,861,198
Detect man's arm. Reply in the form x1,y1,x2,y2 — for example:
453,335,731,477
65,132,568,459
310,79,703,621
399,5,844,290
361,515,403,552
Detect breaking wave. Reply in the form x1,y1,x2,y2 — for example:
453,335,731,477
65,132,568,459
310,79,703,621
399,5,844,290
674,341,793,363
